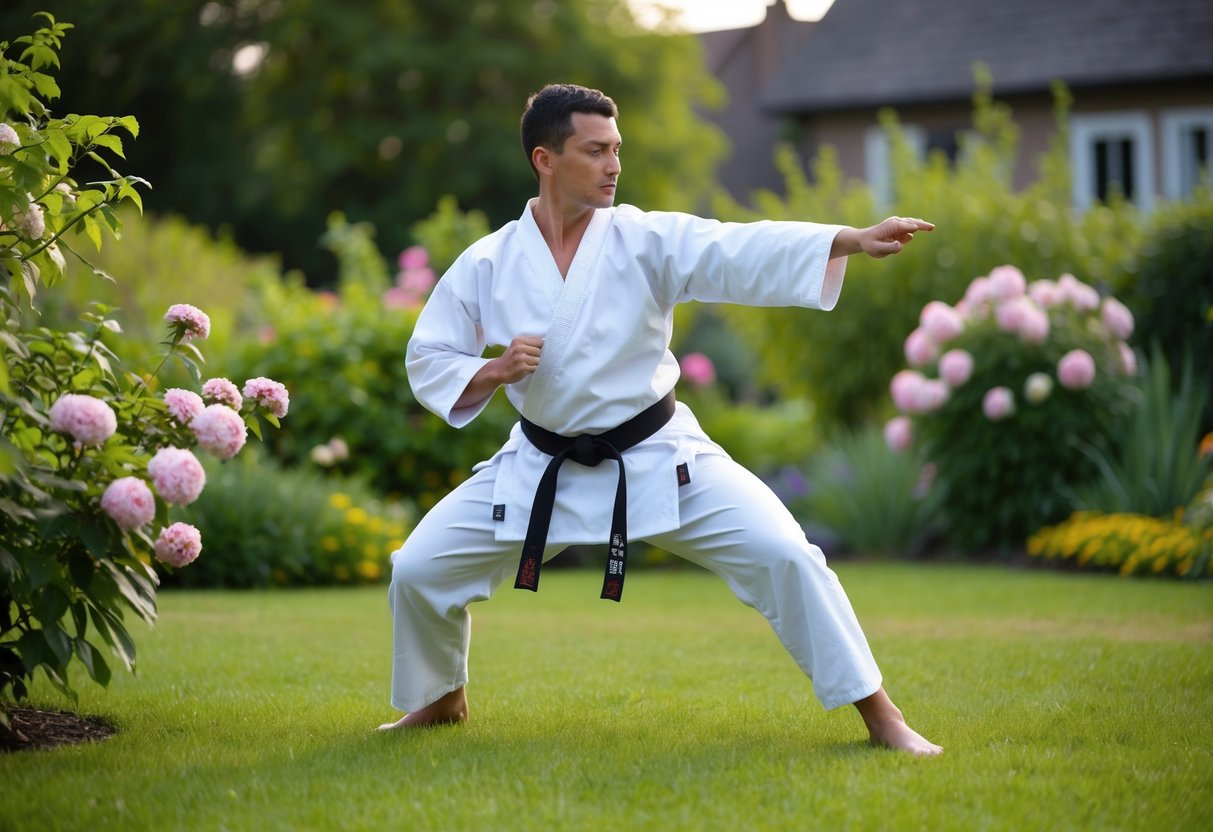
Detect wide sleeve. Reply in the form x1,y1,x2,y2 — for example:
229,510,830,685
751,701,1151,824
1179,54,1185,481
405,276,495,428
628,210,850,311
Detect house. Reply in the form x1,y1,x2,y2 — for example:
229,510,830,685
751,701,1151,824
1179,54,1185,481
700,0,1213,210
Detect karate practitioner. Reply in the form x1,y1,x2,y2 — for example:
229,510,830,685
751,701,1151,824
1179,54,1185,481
380,84,942,755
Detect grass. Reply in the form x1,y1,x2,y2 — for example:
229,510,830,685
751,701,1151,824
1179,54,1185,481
2,563,1211,831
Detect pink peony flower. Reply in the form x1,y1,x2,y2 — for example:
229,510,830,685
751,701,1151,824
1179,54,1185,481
242,376,290,418
1100,297,1134,340
962,276,994,314
982,386,1016,421
938,349,974,387
1028,279,1062,308
201,377,243,410
16,201,45,240
191,404,247,459
1057,349,1096,390
1024,372,1054,405
164,303,210,341
883,416,913,453
1118,342,1138,376
679,352,716,387
891,370,948,414
920,301,965,344
1018,307,1051,344
994,296,1034,334
163,388,204,425
147,447,206,505
1057,274,1100,312
987,265,1027,299
382,287,412,310
154,522,202,568
100,477,155,530
0,122,18,154
49,394,117,447
398,245,429,270
903,328,939,367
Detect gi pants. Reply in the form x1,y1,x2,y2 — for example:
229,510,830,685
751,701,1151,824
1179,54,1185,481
387,453,883,713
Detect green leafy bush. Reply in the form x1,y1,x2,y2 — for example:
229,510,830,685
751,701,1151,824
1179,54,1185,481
0,15,287,711
172,451,409,588
885,267,1135,553
226,215,516,507
719,77,1142,431
795,425,944,557
1119,188,1213,431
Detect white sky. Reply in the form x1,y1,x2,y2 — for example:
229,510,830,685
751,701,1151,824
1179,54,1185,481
629,0,836,32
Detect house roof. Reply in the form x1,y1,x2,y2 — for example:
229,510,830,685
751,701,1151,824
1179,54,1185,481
762,0,1213,113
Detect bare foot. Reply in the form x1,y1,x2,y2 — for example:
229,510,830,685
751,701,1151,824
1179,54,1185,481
376,687,468,731
853,687,943,756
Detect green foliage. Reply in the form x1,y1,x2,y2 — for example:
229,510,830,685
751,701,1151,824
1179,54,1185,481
1028,512,1212,579
796,425,944,556
718,76,1142,429
1120,188,1213,431
226,217,516,507
892,270,1136,553
172,451,409,588
0,0,727,277
0,15,284,709
1077,350,1212,517
410,195,491,275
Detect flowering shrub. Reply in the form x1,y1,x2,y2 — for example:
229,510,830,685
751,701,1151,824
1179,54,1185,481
1028,512,1212,579
0,16,287,708
884,266,1136,551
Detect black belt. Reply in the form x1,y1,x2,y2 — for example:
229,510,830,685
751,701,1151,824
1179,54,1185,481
515,391,676,601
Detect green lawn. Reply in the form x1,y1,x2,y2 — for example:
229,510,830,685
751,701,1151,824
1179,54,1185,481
3,563,1210,831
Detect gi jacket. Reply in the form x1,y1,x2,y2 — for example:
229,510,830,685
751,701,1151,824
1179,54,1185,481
406,200,848,545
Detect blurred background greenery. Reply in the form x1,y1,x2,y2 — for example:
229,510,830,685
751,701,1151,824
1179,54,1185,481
4,3,1210,587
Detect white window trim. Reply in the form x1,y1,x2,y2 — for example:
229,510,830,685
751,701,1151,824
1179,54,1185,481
1069,112,1155,211
1161,107,1213,200
864,124,926,209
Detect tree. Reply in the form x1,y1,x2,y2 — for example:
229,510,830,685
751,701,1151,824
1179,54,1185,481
0,1,726,279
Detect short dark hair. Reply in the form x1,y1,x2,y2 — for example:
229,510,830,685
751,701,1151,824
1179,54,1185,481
520,84,618,178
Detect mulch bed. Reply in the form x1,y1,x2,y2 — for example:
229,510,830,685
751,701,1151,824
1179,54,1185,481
1,707,116,753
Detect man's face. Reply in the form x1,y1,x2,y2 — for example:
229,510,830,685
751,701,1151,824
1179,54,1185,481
549,112,622,209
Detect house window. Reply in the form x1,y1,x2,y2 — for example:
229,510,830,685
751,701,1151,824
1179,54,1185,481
864,124,926,208
1070,113,1154,210
1162,108,1213,199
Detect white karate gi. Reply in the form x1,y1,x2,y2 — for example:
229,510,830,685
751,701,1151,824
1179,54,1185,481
389,199,882,713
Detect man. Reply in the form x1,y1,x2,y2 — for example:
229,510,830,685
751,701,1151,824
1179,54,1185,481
380,84,942,756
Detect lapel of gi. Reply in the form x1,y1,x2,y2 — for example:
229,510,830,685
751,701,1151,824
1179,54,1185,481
519,204,613,424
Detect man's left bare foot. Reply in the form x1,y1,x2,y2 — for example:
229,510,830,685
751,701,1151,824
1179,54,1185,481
853,686,943,756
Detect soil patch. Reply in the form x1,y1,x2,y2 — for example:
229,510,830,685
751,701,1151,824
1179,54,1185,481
1,707,116,753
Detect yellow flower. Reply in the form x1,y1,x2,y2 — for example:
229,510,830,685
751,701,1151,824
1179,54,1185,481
329,492,352,510
345,507,369,525
356,560,382,581
321,536,340,553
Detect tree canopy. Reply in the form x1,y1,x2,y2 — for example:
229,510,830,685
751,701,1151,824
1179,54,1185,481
0,1,726,278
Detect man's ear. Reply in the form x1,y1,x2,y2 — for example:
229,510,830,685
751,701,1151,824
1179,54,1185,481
532,145,555,176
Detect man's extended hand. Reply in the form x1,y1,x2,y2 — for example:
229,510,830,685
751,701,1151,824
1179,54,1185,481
831,217,935,259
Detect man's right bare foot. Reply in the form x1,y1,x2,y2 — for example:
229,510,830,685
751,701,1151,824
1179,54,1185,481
376,687,468,731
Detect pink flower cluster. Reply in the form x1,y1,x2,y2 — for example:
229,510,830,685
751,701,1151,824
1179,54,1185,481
191,404,247,459
0,122,18,154
242,376,290,418
155,522,202,568
680,352,717,387
384,245,437,309
100,477,155,530
885,266,1137,452
147,447,206,505
202,377,243,410
164,303,211,341
163,388,204,425
49,394,117,447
